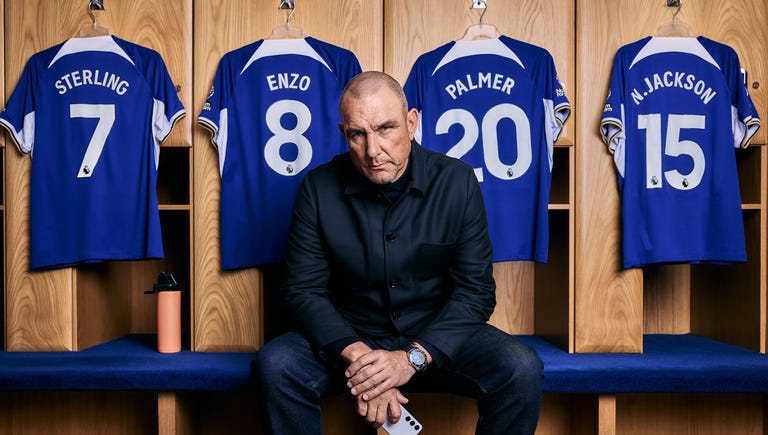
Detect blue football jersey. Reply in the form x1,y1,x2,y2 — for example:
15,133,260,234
600,36,760,269
0,36,185,270
199,37,361,270
404,36,570,263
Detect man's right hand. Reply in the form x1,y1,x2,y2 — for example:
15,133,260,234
356,387,409,428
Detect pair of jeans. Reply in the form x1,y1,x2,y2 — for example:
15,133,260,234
251,324,543,435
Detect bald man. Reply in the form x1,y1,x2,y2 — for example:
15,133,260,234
252,71,543,435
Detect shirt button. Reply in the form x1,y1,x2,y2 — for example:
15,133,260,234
385,232,396,242
389,279,400,288
392,312,401,321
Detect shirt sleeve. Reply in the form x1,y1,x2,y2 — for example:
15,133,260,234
403,58,425,143
726,50,760,148
541,51,571,143
281,172,361,349
600,48,628,184
0,57,39,154
147,52,185,144
197,54,230,146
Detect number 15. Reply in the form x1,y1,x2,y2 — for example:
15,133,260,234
638,113,706,190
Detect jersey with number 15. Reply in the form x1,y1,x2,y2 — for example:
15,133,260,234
404,36,570,263
601,36,760,268
199,38,361,270
0,36,185,270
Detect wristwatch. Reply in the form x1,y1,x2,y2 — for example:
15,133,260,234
404,344,428,373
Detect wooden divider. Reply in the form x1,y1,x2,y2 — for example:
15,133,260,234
192,0,383,352
4,0,192,351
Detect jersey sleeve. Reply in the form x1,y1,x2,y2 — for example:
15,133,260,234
147,53,185,144
403,56,427,143
726,50,760,148
339,50,363,85
600,48,628,181
197,54,232,149
541,50,571,143
403,58,424,111
0,57,39,154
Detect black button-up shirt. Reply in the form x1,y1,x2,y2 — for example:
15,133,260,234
281,142,496,362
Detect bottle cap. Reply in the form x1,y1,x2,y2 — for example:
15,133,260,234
144,272,180,294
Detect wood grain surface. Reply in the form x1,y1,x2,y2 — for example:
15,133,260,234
4,0,191,350
192,0,383,351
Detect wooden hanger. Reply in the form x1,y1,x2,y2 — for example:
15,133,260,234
460,0,500,41
77,5,110,37
656,0,694,37
269,0,305,39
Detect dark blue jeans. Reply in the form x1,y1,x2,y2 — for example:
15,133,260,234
252,324,543,435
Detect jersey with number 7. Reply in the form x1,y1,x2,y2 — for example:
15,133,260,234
601,36,760,269
0,36,185,270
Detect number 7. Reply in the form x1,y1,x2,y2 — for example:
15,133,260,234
71,103,116,178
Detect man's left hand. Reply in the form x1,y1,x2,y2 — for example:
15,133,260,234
346,349,415,401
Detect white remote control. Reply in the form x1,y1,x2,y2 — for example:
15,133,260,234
382,404,423,435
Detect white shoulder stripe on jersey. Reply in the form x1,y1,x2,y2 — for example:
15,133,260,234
49,36,134,68
629,37,719,70
241,39,331,75
433,38,524,75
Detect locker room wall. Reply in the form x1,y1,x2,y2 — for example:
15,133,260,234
0,0,766,434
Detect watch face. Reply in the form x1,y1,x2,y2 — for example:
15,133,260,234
409,348,426,365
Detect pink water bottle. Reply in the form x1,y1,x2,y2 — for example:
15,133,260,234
146,272,182,353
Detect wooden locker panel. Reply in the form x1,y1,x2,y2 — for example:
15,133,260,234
616,393,763,435
0,391,158,435
384,0,575,346
192,0,384,351
576,0,768,352
575,0,645,353
4,0,192,351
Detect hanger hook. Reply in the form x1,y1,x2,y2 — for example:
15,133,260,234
471,0,488,25
673,3,682,24
279,0,296,26
88,7,97,28
287,7,295,26
666,0,682,24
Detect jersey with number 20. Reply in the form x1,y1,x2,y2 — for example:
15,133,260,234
404,36,570,263
601,36,760,268
0,36,185,270
199,38,361,270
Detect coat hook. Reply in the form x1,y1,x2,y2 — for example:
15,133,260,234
665,0,682,24
279,0,295,26
471,0,487,24
89,0,105,10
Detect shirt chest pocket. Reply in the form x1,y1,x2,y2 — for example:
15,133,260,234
412,241,455,280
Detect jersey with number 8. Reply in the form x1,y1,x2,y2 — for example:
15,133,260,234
601,36,760,268
199,38,361,270
404,36,570,263
0,36,185,270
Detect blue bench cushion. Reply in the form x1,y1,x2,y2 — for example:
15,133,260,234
519,334,768,393
0,334,256,391
0,334,767,393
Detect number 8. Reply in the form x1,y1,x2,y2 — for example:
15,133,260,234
264,99,313,176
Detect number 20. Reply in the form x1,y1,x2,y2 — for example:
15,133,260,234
638,113,706,190
437,103,532,182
